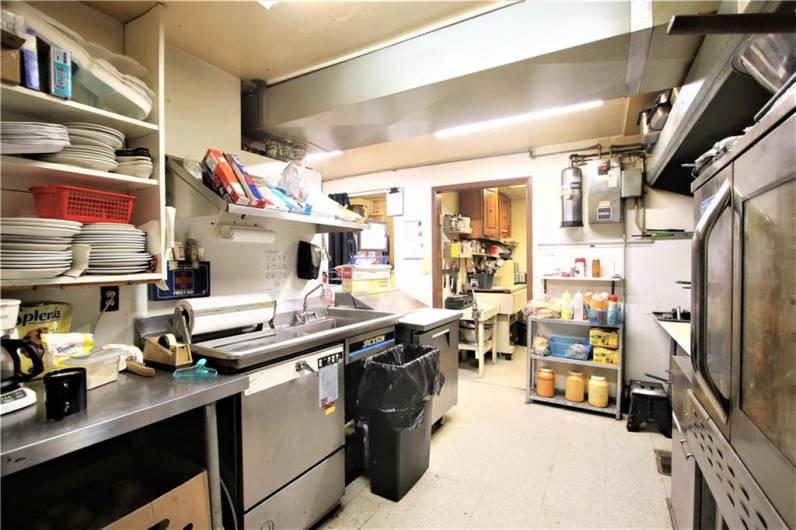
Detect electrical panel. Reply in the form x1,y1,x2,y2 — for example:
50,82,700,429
621,169,643,198
587,159,622,224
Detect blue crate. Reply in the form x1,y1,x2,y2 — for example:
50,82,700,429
549,336,592,360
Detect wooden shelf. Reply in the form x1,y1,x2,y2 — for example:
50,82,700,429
1,156,157,192
530,317,622,329
530,353,620,370
1,84,158,139
1,272,163,290
528,390,617,417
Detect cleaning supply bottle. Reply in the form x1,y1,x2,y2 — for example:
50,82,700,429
607,294,619,326
573,291,584,321
561,290,573,320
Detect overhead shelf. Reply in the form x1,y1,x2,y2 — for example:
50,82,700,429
1,84,159,139
166,156,364,234
1,273,163,290
0,156,158,192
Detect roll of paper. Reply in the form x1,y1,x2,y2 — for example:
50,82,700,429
158,333,177,350
175,294,275,336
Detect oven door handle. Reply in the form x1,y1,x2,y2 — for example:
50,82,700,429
691,179,731,422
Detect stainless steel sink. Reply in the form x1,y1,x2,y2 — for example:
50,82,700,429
192,307,403,370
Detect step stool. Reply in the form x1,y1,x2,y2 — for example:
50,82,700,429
626,380,671,437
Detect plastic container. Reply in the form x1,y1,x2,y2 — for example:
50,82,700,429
62,351,118,390
607,294,619,326
588,375,609,408
573,291,584,321
536,368,555,398
565,370,585,402
561,291,573,320
588,308,608,326
30,185,136,224
549,336,592,359
574,257,586,277
591,259,601,278
0,299,21,330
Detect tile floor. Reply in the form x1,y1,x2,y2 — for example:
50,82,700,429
321,348,673,530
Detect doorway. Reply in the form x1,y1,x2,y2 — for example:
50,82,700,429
431,177,532,386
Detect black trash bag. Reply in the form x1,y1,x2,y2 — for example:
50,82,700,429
357,344,445,431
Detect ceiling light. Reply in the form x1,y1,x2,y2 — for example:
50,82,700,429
305,150,342,162
258,0,279,9
434,100,605,139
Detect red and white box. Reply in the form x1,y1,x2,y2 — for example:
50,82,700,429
202,148,249,206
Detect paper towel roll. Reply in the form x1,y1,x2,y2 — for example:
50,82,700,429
175,294,276,336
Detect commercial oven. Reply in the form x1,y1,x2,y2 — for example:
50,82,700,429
680,95,794,529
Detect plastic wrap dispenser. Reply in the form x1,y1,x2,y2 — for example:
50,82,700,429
561,161,584,228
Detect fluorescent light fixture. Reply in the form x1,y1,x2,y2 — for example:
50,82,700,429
434,100,605,139
305,150,342,162
258,0,279,9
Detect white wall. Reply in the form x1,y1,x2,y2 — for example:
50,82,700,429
323,144,694,382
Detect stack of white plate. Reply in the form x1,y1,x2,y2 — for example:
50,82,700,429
64,122,125,151
39,143,119,172
0,218,81,279
74,223,152,275
0,122,70,154
114,155,153,178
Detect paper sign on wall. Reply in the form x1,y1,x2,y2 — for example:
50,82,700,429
402,219,424,260
263,249,289,288
386,187,404,217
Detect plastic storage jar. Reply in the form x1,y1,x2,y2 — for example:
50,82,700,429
565,370,585,402
588,375,609,408
536,368,555,398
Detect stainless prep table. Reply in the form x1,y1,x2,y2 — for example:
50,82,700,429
1,370,250,529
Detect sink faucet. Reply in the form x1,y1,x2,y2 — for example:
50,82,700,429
467,278,480,316
295,284,325,324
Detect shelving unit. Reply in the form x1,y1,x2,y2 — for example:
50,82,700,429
0,84,158,138
542,275,624,295
0,5,167,290
525,309,625,420
1,156,157,192
167,156,363,234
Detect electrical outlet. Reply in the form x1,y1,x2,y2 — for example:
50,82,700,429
100,286,120,312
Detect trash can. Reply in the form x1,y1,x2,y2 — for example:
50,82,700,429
357,344,444,501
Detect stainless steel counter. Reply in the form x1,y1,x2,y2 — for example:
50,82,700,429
1,371,249,477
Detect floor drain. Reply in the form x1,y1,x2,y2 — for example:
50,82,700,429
655,449,672,476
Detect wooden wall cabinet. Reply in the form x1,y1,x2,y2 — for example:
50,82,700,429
459,188,510,240
499,193,511,238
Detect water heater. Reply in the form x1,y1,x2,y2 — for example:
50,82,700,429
560,165,583,227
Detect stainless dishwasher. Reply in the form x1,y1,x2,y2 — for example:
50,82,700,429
219,344,345,530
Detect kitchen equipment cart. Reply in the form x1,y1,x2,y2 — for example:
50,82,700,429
525,277,624,419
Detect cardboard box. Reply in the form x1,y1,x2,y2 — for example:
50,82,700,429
2,449,211,530
342,275,395,293
1,47,20,85
105,471,211,530
49,45,71,98
225,153,268,208
589,328,619,349
202,148,250,206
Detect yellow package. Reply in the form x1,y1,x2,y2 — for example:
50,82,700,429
16,302,73,356
589,328,619,349
593,347,619,364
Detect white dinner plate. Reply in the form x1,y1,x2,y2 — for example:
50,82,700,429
64,129,123,150
1,217,82,228
1,242,72,251
40,156,119,172
86,268,149,274
1,225,81,237
1,267,69,279
64,122,124,139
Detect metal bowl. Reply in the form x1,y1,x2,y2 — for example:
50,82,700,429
735,33,796,93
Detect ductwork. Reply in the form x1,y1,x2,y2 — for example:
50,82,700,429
243,1,716,151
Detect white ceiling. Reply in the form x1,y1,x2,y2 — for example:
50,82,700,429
498,185,526,199
85,0,504,82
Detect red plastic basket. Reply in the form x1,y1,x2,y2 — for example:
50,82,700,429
29,185,136,224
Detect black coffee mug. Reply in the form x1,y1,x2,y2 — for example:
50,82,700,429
44,368,87,421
